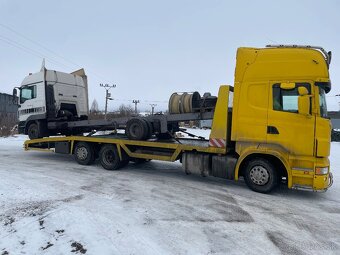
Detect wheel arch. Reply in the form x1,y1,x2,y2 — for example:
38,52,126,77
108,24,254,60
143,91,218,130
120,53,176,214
235,151,291,187
23,113,47,134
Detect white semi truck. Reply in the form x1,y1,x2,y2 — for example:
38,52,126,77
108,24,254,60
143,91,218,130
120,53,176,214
14,66,93,139
14,65,216,140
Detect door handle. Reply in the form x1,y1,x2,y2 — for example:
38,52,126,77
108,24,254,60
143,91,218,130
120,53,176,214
267,126,279,134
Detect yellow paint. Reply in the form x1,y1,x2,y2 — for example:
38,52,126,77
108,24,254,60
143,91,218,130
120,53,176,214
232,46,331,191
209,85,230,148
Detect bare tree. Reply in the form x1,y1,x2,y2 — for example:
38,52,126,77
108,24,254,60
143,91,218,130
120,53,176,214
0,113,17,137
118,104,134,117
107,104,134,118
90,99,99,113
89,99,104,120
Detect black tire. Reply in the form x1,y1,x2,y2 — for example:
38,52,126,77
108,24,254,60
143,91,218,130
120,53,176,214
244,158,277,193
125,118,149,140
74,142,95,165
99,144,122,170
143,119,153,139
27,123,41,140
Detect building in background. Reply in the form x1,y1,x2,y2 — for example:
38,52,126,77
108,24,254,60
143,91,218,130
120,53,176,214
0,93,18,123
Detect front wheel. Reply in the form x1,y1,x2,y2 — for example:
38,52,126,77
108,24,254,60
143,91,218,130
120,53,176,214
27,123,40,140
244,158,277,193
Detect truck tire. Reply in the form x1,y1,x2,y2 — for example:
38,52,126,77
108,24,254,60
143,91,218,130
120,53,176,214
244,158,277,193
27,123,41,140
74,142,95,165
143,119,153,139
99,144,122,170
125,118,149,140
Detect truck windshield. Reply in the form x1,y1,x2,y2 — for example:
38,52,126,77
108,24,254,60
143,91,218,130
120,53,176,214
20,85,37,104
319,87,328,118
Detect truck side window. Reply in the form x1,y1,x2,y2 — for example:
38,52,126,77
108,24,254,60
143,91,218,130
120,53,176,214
20,85,37,104
272,83,311,113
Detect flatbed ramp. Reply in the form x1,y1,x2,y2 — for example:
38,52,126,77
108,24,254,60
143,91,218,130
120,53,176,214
23,132,237,185
24,134,227,162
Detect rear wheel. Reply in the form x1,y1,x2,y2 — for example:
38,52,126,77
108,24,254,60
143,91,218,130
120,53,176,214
99,144,122,170
74,142,95,165
244,158,277,193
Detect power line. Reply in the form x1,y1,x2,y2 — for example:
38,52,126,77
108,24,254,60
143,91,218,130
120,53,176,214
0,23,114,84
0,34,75,70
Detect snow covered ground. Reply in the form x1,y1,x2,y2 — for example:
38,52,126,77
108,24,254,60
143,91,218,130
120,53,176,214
0,132,339,255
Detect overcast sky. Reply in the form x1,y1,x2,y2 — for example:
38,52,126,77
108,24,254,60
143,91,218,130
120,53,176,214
0,0,339,111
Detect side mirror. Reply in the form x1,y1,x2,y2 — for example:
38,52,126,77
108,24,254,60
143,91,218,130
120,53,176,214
13,88,17,97
298,87,310,116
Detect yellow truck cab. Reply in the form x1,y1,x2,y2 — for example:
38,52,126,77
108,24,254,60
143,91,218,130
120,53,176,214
229,45,332,192
24,45,333,193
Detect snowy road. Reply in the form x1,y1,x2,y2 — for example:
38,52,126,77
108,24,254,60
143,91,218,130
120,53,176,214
0,135,339,254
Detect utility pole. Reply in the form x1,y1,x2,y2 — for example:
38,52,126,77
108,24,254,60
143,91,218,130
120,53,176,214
150,104,157,115
100,83,116,120
132,100,140,114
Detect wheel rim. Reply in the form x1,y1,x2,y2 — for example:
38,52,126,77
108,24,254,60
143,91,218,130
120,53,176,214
103,149,115,165
130,123,142,138
249,166,270,185
76,147,88,160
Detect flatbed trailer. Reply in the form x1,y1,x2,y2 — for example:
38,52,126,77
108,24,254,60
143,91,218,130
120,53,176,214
24,132,236,179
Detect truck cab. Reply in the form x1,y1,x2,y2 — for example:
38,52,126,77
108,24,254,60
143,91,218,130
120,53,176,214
229,45,332,192
14,67,89,139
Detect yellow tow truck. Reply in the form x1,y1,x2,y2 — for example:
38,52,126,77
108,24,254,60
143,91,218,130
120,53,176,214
24,45,333,193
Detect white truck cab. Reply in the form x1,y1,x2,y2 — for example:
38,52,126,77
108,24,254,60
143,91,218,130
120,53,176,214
14,67,89,139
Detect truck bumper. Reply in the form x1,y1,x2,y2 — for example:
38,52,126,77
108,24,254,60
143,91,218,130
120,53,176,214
289,156,332,192
291,171,333,192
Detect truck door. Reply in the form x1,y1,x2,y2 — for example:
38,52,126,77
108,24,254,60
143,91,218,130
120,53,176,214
18,82,46,122
267,82,315,156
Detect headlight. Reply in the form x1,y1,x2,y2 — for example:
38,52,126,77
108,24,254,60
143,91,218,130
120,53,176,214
315,166,328,175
